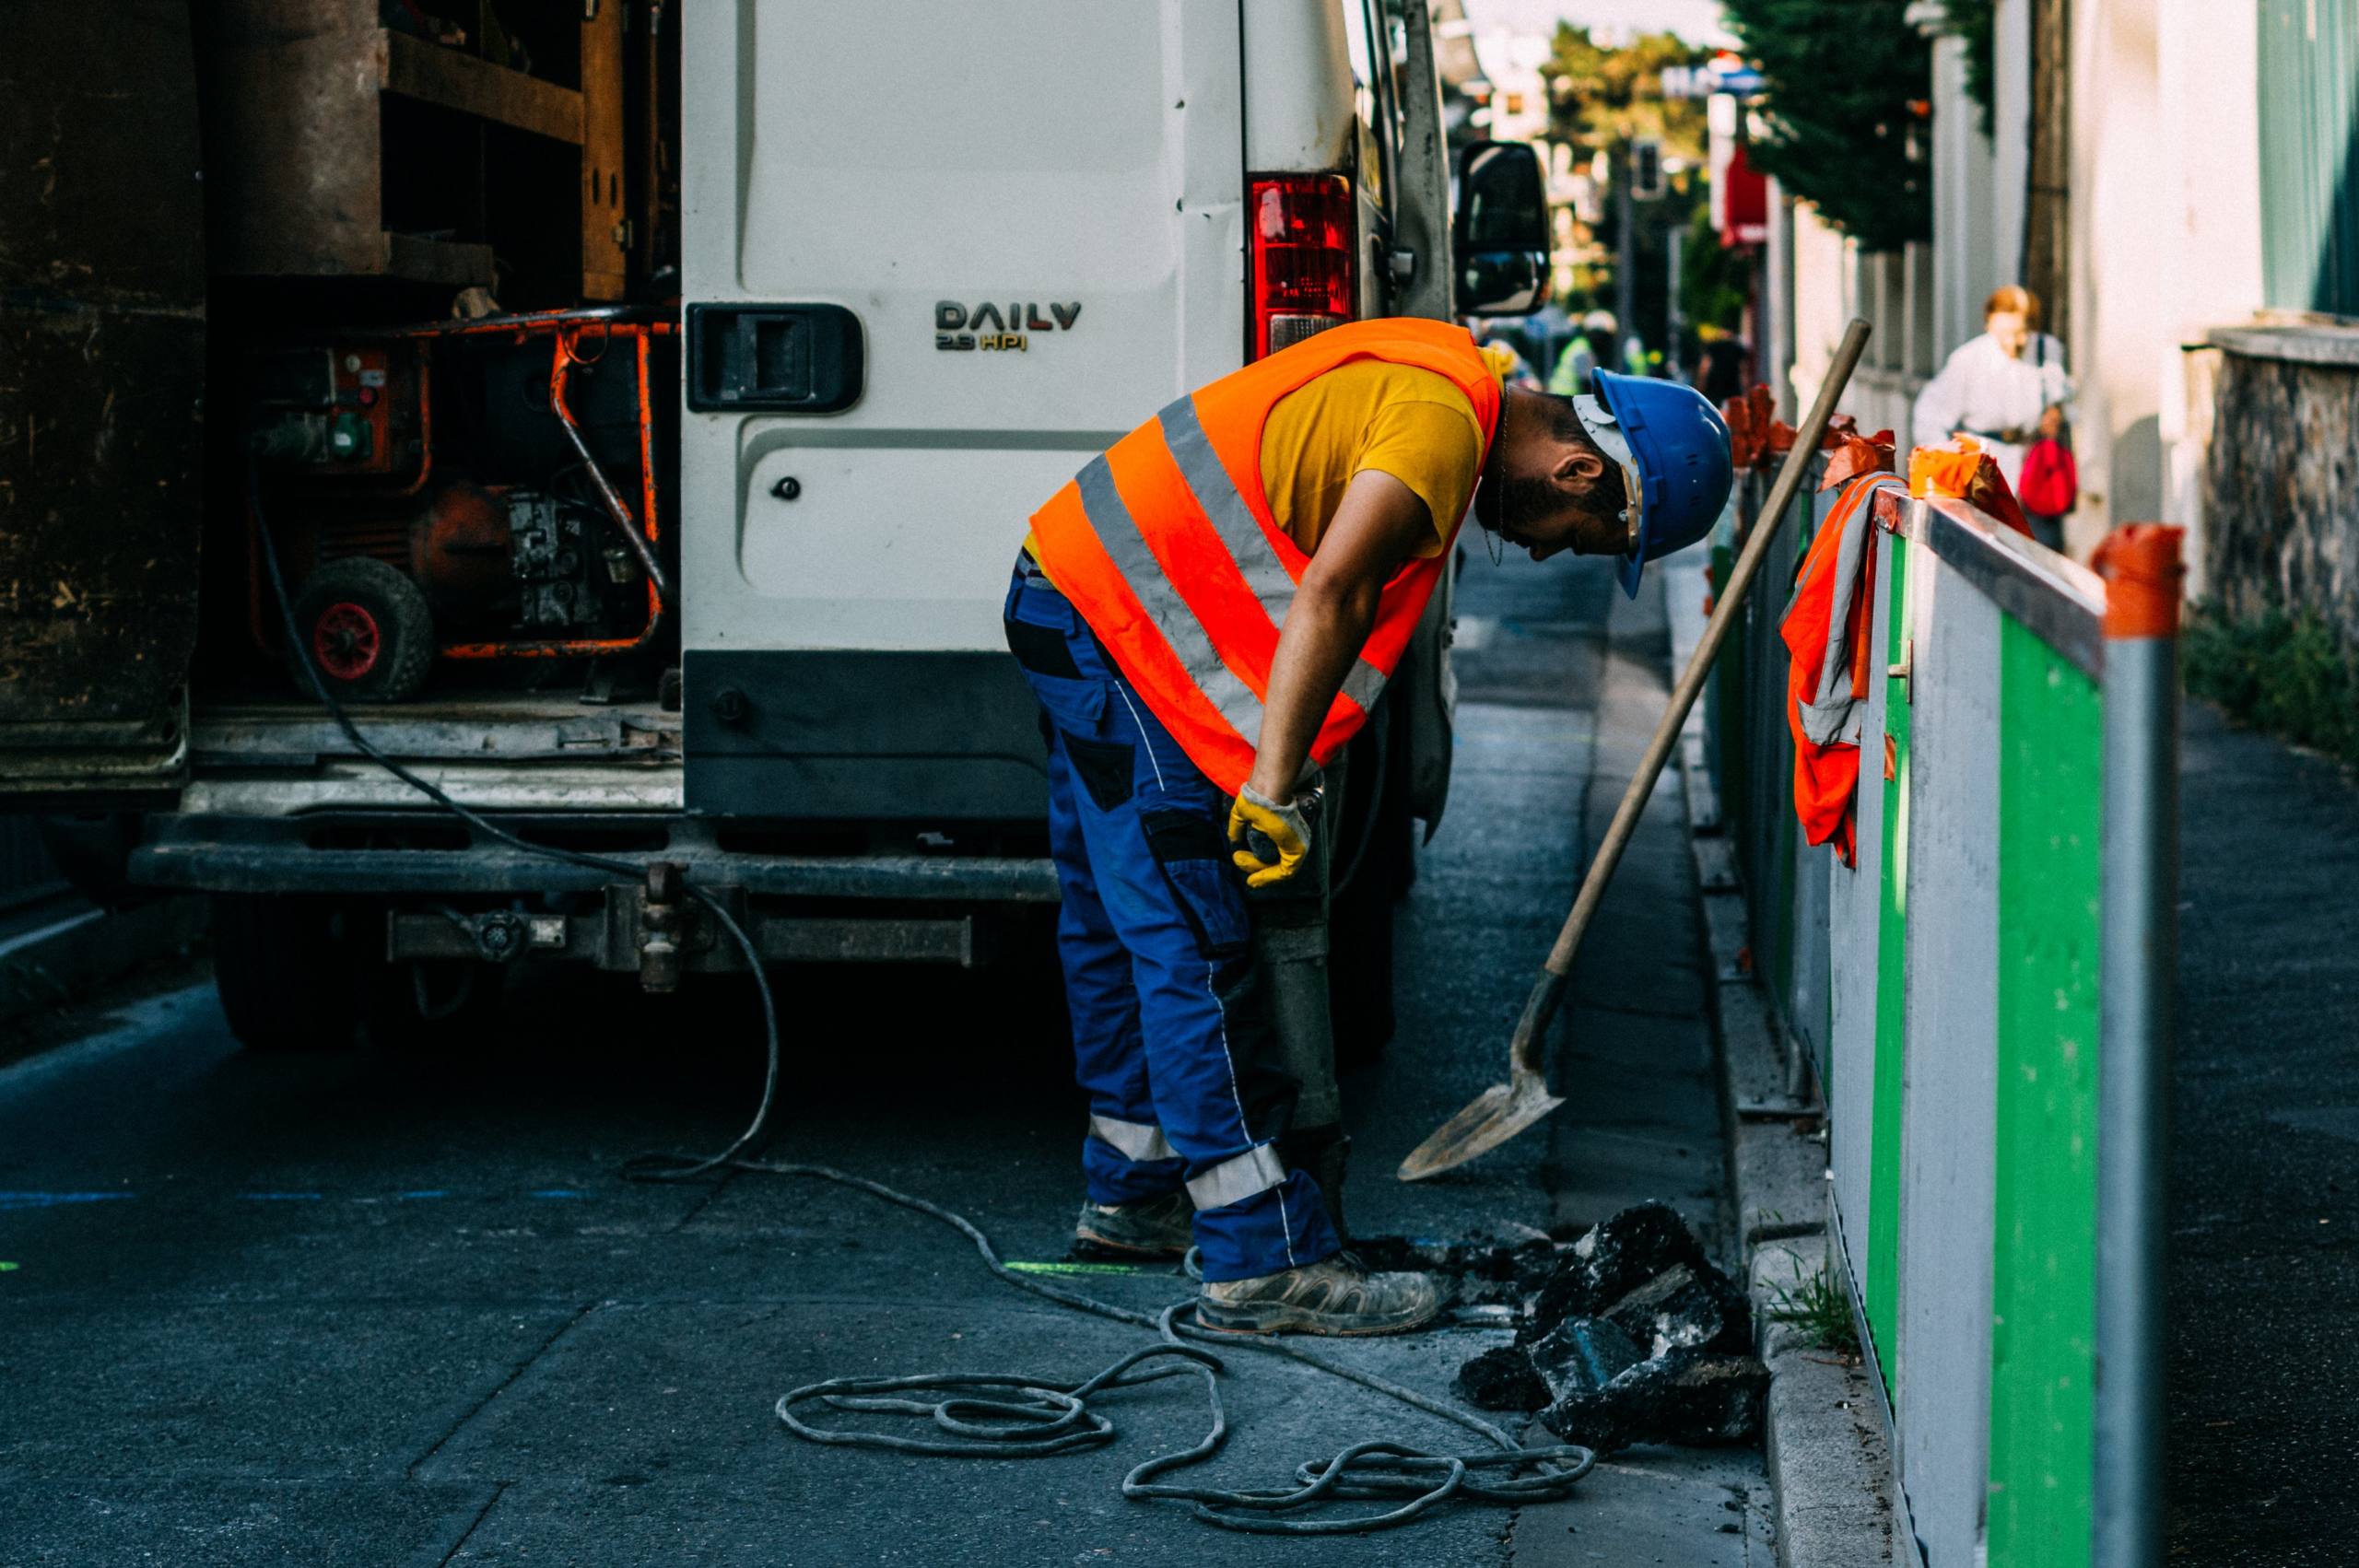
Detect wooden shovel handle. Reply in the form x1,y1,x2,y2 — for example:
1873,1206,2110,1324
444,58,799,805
1532,320,1875,1005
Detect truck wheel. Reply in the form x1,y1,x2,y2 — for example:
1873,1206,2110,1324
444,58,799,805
1327,723,1402,1071
362,958,506,1055
288,556,434,703
1328,873,1396,1071
208,895,363,1053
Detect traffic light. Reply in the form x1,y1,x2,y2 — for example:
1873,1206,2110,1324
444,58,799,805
1630,137,1664,201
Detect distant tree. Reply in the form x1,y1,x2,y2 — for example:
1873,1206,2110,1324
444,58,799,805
1940,0,1998,137
1538,28,1713,336
1541,26,1709,162
1719,0,1931,252
1678,200,1754,334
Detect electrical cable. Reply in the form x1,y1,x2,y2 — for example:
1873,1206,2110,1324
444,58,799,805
250,459,1593,1534
252,460,775,1180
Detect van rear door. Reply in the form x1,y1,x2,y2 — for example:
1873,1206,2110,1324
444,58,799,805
0,3,206,804
678,0,1246,825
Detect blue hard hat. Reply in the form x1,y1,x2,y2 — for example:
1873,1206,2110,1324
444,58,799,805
1590,370,1734,599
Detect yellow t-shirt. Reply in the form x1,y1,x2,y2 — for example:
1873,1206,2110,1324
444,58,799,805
1258,340,1518,556
1025,340,1514,570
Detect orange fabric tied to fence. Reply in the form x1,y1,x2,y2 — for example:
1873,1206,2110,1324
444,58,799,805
1907,436,2033,537
1723,387,1768,470
1781,471,1910,866
1820,431,1897,493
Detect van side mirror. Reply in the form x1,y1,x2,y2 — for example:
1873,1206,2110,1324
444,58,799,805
1452,141,1550,316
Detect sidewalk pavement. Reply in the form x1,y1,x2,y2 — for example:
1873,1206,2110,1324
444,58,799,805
1439,547,1775,1564
2165,699,2359,1562
1661,551,1899,1568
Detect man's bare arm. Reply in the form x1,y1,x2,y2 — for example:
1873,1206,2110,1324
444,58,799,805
1244,469,1435,802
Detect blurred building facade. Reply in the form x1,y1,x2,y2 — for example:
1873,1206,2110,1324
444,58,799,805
1765,0,2359,629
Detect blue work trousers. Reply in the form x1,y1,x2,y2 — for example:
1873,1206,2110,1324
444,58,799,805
1003,559,1340,1282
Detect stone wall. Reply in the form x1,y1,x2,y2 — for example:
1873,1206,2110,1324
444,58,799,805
2204,326,2359,643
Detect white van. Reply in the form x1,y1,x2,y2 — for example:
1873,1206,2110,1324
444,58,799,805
1,0,1548,1052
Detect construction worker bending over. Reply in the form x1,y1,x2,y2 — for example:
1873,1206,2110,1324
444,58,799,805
1006,318,1732,1336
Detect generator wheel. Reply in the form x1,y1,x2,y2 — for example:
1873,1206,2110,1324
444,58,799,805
209,895,363,1054
288,556,434,703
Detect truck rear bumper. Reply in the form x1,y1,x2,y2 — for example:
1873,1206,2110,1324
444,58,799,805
127,812,1058,902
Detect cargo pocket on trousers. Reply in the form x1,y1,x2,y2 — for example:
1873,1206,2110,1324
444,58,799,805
1062,733,1135,812
1004,614,1082,679
1009,609,1109,731
1143,810,1251,959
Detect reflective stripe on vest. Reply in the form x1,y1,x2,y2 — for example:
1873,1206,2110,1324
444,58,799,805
1029,319,1503,796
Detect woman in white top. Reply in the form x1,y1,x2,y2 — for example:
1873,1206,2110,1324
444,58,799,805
1911,286,2072,544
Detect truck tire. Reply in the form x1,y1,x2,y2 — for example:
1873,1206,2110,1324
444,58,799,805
361,957,506,1055
1327,871,1396,1071
288,556,434,704
208,895,363,1054
1327,721,1404,1071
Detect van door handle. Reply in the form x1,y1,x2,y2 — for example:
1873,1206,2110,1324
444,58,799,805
687,303,863,414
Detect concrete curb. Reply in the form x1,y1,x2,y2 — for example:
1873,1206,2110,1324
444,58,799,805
0,896,207,1032
1661,554,1897,1568
1753,1237,1898,1565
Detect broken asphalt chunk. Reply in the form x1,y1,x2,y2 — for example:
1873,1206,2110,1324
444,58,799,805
1452,1200,1767,1450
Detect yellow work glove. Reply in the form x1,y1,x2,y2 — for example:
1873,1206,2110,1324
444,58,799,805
1227,783,1311,890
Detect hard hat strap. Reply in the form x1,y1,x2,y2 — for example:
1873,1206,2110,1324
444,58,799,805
1572,394,1647,555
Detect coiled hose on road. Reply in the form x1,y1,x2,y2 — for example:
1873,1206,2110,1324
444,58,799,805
748,1161,1593,1534
252,467,1592,1536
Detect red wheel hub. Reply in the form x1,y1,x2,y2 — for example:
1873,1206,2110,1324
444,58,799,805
311,601,382,681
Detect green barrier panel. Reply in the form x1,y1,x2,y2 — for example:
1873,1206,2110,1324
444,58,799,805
1705,485,2179,1568
1866,527,1909,1402
1989,615,2104,1561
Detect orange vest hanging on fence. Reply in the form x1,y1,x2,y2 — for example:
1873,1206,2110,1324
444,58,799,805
1028,319,1503,795
1780,471,1910,866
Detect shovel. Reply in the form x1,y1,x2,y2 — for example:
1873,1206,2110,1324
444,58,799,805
1399,318,1873,1183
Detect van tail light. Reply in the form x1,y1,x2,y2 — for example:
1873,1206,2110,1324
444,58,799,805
1249,174,1355,359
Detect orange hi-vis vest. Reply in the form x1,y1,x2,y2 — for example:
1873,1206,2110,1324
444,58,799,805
1779,471,1908,866
1028,319,1503,795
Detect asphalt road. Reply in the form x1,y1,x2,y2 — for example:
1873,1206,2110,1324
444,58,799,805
0,551,1766,1567
2167,701,2359,1564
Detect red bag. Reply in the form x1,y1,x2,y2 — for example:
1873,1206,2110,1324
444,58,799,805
2018,437,2078,516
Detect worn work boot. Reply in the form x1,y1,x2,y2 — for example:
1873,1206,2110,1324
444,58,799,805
1196,1254,1446,1337
1073,1192,1193,1260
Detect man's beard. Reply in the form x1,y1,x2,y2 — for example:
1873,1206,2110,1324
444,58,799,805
1477,468,1571,545
1496,473,1567,542
1474,442,1555,543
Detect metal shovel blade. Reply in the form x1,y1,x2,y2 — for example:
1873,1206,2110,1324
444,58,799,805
1397,1069,1566,1182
